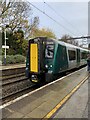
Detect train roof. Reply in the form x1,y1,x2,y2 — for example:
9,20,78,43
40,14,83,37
29,37,89,52
51,38,89,52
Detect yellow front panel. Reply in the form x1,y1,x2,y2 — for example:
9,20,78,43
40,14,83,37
30,44,38,72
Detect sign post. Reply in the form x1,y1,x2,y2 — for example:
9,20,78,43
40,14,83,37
2,29,9,65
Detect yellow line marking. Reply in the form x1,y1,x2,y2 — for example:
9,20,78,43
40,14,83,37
43,75,88,119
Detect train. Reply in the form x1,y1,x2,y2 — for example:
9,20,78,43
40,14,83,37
25,37,89,83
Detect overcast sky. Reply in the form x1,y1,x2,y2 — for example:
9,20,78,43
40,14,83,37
28,2,88,40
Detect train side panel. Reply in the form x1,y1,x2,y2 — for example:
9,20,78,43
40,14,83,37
53,43,68,74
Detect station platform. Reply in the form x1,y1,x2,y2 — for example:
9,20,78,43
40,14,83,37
54,78,88,118
0,64,25,71
1,67,89,119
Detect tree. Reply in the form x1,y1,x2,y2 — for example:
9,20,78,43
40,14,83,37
1,29,28,56
60,34,78,46
1,1,39,56
0,1,13,17
1,1,39,39
31,27,56,39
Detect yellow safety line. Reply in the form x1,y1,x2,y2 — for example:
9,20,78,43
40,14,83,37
43,75,89,119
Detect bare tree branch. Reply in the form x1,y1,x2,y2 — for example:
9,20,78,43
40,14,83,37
1,1,39,39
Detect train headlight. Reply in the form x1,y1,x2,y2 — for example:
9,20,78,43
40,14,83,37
26,67,28,70
45,64,48,68
31,75,35,78
50,65,53,68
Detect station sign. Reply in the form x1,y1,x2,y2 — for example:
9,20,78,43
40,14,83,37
2,45,9,49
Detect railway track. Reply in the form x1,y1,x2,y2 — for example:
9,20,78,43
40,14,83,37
2,66,25,76
1,84,36,104
1,72,36,104
1,72,25,80
2,74,27,87
1,72,45,104
0,66,39,104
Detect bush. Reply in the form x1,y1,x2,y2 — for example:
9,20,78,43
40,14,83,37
2,54,25,65
13,54,25,63
7,49,16,55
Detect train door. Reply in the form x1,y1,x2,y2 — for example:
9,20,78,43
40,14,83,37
76,49,80,67
53,45,68,73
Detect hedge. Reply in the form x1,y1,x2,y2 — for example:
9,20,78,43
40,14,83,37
2,54,26,65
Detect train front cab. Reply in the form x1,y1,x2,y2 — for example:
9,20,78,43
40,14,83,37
26,37,46,83
26,37,55,83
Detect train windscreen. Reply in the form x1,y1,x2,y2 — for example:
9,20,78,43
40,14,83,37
45,41,54,59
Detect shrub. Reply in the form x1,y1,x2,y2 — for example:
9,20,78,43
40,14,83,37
2,54,25,65
13,54,25,63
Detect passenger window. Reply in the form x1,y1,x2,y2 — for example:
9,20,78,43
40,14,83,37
68,50,76,60
81,52,87,59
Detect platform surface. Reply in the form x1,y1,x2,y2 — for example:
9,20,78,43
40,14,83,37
54,79,88,118
1,67,89,119
0,64,25,70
